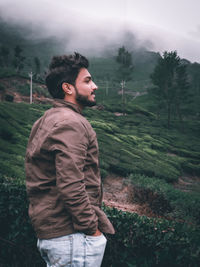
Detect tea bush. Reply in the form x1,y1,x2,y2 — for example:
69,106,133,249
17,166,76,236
130,174,200,224
103,206,200,267
0,180,199,267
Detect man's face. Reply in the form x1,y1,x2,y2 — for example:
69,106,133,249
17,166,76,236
74,68,98,107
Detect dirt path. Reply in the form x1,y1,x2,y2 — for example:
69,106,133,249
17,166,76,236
103,175,155,217
103,174,200,217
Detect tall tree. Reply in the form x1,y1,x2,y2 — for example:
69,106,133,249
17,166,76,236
174,64,190,122
12,45,25,73
34,57,41,75
116,46,133,82
0,46,10,67
188,63,200,116
0,84,6,101
116,46,134,114
150,51,183,127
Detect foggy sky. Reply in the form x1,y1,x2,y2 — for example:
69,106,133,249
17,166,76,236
0,0,200,62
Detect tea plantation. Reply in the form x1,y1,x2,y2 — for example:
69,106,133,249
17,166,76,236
0,101,200,266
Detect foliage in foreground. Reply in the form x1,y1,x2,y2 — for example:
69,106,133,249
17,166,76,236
103,207,200,267
0,180,199,267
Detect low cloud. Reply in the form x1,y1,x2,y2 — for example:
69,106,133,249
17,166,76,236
0,0,199,62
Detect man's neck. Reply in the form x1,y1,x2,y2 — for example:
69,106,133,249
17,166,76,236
63,96,84,111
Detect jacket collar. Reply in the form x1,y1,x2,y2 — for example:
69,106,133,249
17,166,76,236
53,99,82,114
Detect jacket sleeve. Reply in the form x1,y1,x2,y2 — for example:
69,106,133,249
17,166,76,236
48,120,98,235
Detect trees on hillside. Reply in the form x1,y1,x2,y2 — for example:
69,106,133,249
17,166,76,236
0,46,10,67
12,45,26,73
116,46,133,82
188,63,200,116
175,64,190,122
0,45,42,80
116,46,134,114
34,57,41,80
0,44,26,75
150,51,190,127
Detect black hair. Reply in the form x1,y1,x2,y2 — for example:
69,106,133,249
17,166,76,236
45,52,89,99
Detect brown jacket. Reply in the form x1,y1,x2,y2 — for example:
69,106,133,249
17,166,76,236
25,99,114,239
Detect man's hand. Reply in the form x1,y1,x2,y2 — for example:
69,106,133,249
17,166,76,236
92,229,102,236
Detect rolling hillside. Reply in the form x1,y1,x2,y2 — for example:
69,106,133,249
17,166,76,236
0,18,200,267
0,100,199,224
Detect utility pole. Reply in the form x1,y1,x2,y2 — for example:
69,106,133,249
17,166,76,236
105,80,109,96
29,71,33,104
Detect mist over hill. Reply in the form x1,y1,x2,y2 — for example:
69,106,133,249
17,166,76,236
0,18,159,57
0,18,65,70
0,18,199,113
0,19,162,87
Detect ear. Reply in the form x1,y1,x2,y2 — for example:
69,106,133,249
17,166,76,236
62,83,73,95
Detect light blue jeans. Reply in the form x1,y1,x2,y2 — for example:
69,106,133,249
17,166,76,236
37,233,107,267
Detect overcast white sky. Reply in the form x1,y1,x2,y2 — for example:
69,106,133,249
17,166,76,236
0,0,200,62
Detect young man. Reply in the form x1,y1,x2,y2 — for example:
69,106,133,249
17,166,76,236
25,53,115,267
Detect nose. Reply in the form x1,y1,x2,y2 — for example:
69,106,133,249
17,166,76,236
92,81,98,90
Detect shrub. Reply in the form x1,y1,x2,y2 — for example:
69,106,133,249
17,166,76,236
0,180,199,267
103,206,200,267
5,94,14,102
0,84,5,91
130,174,200,225
182,161,200,176
0,180,43,266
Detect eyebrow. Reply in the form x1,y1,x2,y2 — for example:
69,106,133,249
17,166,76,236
84,76,92,80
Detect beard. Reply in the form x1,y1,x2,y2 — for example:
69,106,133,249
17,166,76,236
74,86,96,107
